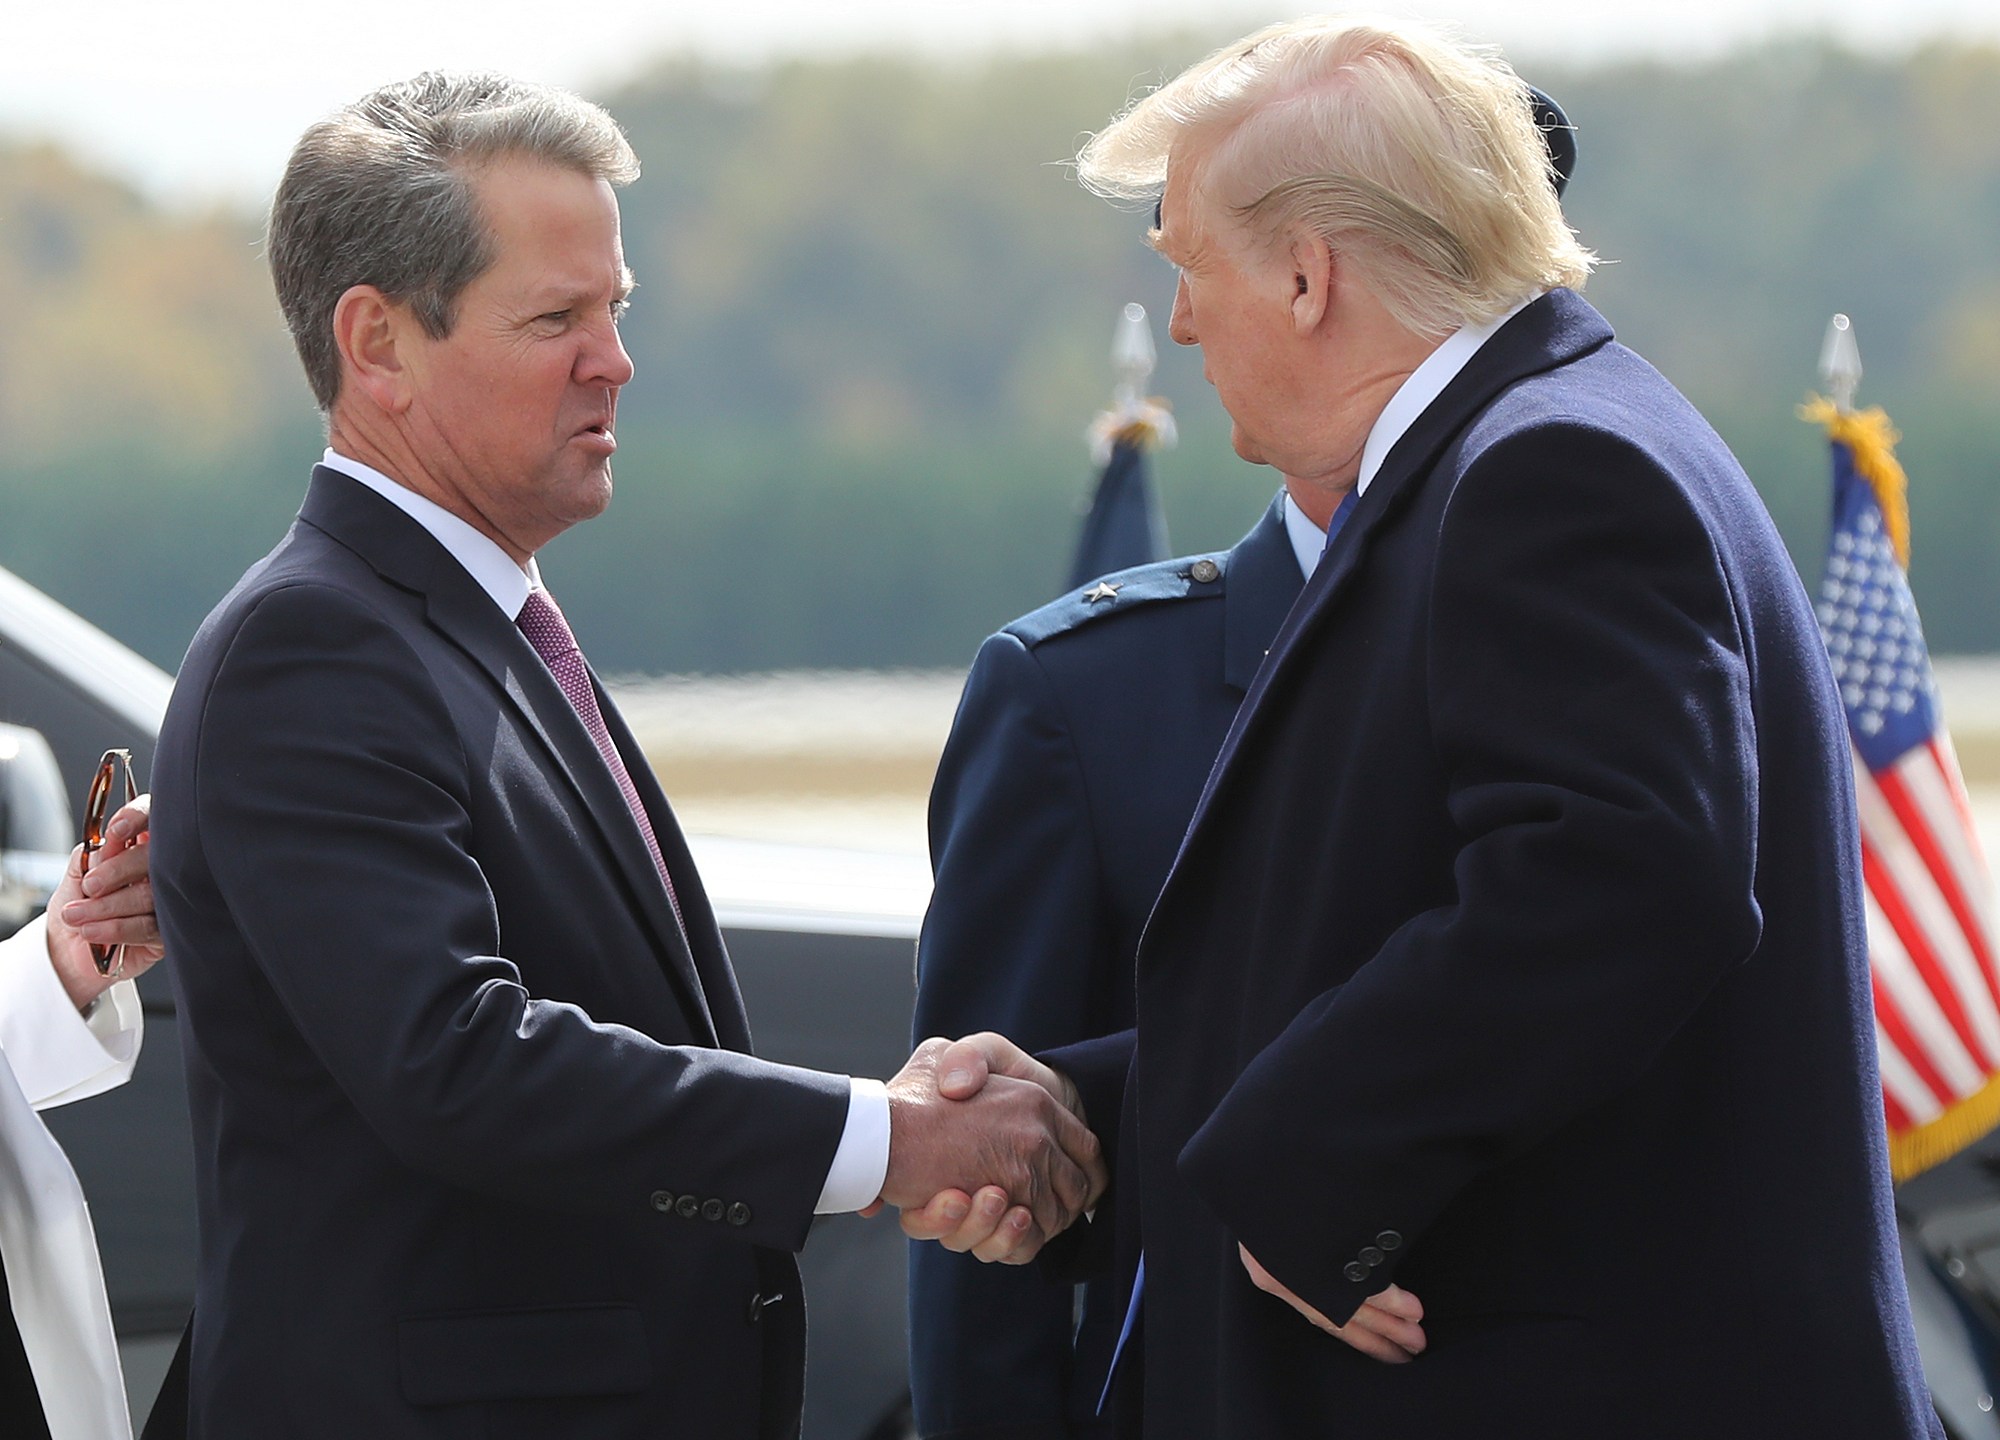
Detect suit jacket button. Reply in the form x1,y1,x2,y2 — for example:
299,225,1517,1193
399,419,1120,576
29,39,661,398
727,1202,753,1227
1376,1230,1403,1251
1359,1246,1384,1267
650,1190,675,1213
701,1198,725,1222
1190,558,1221,583
1342,1262,1369,1283
675,1194,700,1219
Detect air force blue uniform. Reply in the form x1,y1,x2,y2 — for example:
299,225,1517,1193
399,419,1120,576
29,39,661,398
909,497,1303,1439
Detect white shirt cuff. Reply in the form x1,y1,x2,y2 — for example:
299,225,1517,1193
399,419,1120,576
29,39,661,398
814,1077,890,1214
0,915,142,1110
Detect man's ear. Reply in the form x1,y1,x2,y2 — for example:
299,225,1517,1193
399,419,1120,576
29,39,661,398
1288,230,1334,336
331,284,415,414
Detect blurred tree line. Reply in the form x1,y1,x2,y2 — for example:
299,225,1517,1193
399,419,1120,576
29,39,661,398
0,35,1995,677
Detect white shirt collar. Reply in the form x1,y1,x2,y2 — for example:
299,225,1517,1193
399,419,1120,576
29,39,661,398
1280,490,1328,580
320,448,540,618
1355,292,1540,497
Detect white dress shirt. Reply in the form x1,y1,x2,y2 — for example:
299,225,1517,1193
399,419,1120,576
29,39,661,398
321,450,889,1213
1280,493,1328,581
1277,294,1536,584
0,916,140,1440
1355,293,1539,499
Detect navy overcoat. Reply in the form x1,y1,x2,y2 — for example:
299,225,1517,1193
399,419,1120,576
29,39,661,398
1056,290,1939,1439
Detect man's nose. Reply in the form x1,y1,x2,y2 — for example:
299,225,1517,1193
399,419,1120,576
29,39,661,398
582,319,636,388
1168,274,1196,347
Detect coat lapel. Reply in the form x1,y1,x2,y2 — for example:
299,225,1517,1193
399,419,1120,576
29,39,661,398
297,469,721,1046
1154,291,1617,938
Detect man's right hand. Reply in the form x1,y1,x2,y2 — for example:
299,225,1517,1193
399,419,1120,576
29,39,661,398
887,1032,1101,1263
881,1033,1105,1262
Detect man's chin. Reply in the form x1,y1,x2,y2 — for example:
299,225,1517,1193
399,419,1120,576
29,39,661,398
551,467,616,530
1228,424,1268,467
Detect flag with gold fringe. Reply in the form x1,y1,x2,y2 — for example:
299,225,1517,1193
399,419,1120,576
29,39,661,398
1071,303,1174,591
1806,395,2000,1181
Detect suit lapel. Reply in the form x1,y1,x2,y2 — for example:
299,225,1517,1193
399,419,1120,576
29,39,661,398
1154,292,1616,942
298,470,721,1046
597,683,751,1052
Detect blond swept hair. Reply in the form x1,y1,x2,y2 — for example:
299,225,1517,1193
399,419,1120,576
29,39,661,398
1078,16,1593,338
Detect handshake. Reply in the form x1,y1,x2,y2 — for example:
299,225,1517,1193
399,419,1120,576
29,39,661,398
871,1033,1104,1264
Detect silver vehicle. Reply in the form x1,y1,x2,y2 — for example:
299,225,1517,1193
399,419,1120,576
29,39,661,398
0,720,73,938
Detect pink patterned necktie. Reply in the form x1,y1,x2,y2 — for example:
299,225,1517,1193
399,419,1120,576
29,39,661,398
516,588,687,940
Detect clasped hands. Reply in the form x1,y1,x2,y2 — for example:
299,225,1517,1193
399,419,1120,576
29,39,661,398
877,1031,1427,1362
871,1032,1103,1263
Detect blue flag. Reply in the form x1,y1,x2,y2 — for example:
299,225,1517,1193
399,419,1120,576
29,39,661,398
1068,435,1169,591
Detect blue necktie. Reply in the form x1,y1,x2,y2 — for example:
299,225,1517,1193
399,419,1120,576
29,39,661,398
1321,486,1360,557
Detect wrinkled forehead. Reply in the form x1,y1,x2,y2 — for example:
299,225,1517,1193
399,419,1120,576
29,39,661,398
1148,153,1246,266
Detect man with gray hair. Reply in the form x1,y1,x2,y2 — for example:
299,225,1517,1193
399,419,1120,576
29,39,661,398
150,73,1102,1439
909,17,1939,1437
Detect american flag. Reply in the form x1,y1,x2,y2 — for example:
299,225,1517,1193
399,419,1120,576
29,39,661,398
1811,400,2000,1180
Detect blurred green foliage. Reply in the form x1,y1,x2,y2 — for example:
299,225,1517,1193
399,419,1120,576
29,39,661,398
0,36,1996,676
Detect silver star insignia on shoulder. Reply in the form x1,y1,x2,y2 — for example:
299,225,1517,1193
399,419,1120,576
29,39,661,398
1083,581,1123,603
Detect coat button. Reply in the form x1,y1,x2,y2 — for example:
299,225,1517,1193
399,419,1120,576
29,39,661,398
1342,1262,1368,1283
1359,1246,1384,1267
675,1194,699,1219
650,1190,675,1213
727,1202,752,1227
701,1198,725,1222
1190,558,1221,583
1376,1230,1403,1251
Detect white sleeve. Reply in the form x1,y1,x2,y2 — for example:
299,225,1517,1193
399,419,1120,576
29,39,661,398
813,1077,890,1214
0,915,143,1111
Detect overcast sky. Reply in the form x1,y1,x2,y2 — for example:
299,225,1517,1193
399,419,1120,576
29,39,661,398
7,0,1999,207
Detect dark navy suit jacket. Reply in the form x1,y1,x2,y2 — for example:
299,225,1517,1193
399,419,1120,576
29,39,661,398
909,500,1303,1439
151,470,852,1439
1054,290,1941,1438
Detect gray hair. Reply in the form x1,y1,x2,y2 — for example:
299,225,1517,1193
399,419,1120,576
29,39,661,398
1079,17,1593,338
268,72,640,411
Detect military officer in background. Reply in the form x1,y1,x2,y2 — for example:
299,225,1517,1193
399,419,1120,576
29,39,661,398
910,487,1306,1438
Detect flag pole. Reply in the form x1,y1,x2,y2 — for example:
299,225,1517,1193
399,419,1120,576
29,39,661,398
1088,303,1177,467
1111,302,1154,417
1819,313,1863,416
1070,305,1174,589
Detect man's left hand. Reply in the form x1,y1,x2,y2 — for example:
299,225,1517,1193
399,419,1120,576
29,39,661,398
1239,1244,1427,1363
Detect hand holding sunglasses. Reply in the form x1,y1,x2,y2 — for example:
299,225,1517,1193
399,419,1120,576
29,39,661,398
77,748,156,979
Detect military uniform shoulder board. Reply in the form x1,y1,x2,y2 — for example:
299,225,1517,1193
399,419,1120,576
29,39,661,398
1006,551,1229,649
